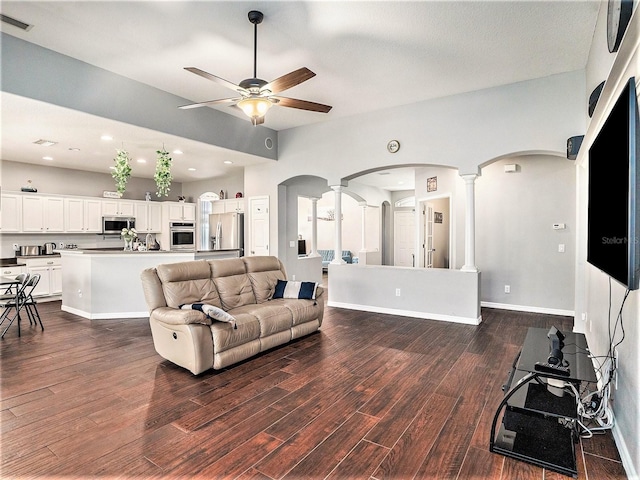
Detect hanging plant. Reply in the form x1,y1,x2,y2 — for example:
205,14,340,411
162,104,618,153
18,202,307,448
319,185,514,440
154,147,172,197
112,149,132,195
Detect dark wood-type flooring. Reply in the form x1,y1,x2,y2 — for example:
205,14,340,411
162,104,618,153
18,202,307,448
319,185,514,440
0,300,628,479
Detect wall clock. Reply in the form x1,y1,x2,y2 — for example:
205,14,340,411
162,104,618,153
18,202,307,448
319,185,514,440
607,0,633,53
387,140,400,153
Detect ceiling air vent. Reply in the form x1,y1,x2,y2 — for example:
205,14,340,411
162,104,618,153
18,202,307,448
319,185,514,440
1,14,33,31
33,139,57,147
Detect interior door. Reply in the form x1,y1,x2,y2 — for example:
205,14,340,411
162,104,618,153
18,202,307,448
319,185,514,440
394,210,415,267
424,203,434,268
248,196,269,256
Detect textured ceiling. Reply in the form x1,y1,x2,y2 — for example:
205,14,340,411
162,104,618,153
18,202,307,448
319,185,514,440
0,1,600,185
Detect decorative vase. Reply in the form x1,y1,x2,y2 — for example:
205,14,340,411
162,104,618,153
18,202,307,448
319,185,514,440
123,236,133,251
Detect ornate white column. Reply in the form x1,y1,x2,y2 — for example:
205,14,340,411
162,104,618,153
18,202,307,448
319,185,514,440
359,201,367,251
308,197,320,257
461,174,478,272
331,185,346,264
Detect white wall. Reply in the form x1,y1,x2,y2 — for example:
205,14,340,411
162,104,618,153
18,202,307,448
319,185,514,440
578,3,640,476
476,155,576,313
1,160,169,200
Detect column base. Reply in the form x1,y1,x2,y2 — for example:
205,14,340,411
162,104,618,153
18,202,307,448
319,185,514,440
461,265,478,272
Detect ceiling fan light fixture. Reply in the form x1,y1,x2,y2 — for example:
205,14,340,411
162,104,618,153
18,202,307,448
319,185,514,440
238,97,272,123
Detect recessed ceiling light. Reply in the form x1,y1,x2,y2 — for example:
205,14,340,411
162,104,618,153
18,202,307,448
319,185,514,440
173,149,183,155
42,156,53,161
101,135,113,141
224,160,233,164
188,167,196,171
398,181,405,185
33,139,57,146
109,166,116,170
137,158,146,163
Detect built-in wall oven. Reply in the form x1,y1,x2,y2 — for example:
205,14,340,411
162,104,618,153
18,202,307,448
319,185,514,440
169,222,196,250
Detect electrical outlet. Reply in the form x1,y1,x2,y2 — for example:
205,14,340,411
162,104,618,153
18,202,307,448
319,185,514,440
504,285,511,294
13,244,19,251
395,288,401,296
292,275,296,281
558,243,565,253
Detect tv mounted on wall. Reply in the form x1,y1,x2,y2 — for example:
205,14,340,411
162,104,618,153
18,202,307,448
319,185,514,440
587,77,640,290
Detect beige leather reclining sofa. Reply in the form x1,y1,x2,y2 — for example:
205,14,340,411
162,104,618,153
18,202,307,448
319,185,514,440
141,256,324,374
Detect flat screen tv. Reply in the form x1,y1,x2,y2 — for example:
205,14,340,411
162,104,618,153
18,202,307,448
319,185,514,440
587,77,640,290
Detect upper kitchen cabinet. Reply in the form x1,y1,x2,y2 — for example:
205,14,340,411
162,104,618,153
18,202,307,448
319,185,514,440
0,193,22,232
135,202,163,233
211,199,245,214
65,197,102,233
22,195,65,233
166,202,196,222
102,200,135,217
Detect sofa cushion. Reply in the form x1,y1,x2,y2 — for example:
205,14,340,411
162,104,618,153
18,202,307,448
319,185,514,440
209,258,256,310
243,256,286,303
269,298,323,326
210,313,260,353
272,280,318,300
156,260,221,308
230,303,292,337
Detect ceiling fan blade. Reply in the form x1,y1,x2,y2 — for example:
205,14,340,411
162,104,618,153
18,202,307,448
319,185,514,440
263,67,316,94
184,67,248,94
178,97,242,110
272,96,332,113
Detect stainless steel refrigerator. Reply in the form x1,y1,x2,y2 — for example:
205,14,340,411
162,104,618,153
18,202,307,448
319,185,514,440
209,212,244,254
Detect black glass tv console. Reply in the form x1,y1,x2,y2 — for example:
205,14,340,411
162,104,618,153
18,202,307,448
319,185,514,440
489,327,597,478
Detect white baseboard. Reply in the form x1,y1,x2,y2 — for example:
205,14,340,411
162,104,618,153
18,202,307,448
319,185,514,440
327,301,482,325
612,424,639,480
61,305,148,320
481,301,574,317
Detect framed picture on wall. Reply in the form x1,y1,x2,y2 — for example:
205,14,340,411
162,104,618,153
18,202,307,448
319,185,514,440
434,212,443,223
427,176,437,192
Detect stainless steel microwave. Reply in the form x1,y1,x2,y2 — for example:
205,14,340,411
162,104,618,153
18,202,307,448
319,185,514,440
102,216,135,235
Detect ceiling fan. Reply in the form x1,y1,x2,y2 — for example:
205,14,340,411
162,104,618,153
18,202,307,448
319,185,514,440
179,10,332,126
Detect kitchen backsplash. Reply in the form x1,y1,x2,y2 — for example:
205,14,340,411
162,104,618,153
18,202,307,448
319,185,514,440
1,233,124,259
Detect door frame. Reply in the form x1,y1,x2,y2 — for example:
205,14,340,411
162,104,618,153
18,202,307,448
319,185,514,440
417,194,452,269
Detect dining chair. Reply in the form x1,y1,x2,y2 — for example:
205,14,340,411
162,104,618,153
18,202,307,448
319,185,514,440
21,274,43,331
0,273,31,339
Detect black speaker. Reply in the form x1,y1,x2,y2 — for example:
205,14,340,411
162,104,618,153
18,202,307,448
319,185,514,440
567,135,584,160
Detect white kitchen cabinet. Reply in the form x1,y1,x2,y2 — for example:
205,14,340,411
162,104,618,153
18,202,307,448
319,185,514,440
135,202,163,233
102,200,135,217
0,193,22,232
65,197,102,233
166,202,196,221
224,199,245,213
1,265,25,277
211,201,225,214
20,257,62,297
21,195,65,233
211,199,244,214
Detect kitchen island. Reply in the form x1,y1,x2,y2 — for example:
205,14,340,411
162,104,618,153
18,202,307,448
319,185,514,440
59,249,240,319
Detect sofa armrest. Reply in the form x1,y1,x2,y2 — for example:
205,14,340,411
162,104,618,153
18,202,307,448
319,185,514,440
315,285,325,299
150,306,212,326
